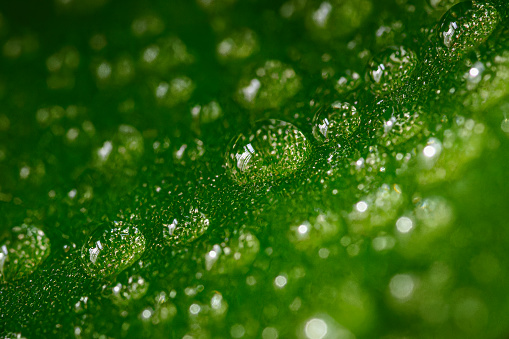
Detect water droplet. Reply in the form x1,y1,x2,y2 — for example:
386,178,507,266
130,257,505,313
80,221,146,278
306,0,373,39
163,207,210,247
235,60,301,110
0,224,51,281
131,14,164,38
216,28,258,61
140,36,194,72
152,76,195,107
501,118,509,133
367,46,418,96
225,119,310,185
347,184,405,234
435,1,500,62
103,274,149,305
312,102,360,144
334,69,362,95
205,229,260,273
389,274,415,300
415,196,454,229
93,124,144,177
288,212,343,251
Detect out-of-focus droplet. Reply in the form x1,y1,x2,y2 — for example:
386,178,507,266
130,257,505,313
225,119,310,185
312,102,360,144
163,207,210,247
205,229,260,273
80,221,146,278
435,1,500,62
152,76,195,107
367,46,417,96
131,14,164,37
235,60,301,110
216,28,258,62
93,124,144,177
306,0,373,39
140,36,194,73
103,274,149,305
0,224,51,281
334,69,362,95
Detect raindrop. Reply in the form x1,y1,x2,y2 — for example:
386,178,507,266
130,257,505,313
80,221,146,278
205,229,260,273
0,224,51,281
103,274,149,305
163,207,210,247
306,0,373,39
367,45,418,96
235,60,301,110
312,101,360,144
435,1,500,62
225,119,310,185
216,28,258,62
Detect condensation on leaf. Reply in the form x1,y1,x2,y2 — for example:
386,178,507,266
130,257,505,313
225,119,310,185
0,224,50,281
80,221,146,278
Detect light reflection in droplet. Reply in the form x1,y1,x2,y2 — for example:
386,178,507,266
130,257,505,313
389,274,415,300
356,201,368,213
274,275,287,288
305,318,328,339
396,216,413,233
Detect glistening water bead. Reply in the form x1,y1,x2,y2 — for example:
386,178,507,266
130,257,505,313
367,45,417,96
225,119,310,185
312,101,361,144
0,224,50,281
162,207,210,247
435,1,501,62
80,221,146,278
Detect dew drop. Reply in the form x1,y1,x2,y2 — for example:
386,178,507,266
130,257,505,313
93,124,144,177
312,101,360,144
367,45,418,96
163,207,210,247
0,224,51,281
80,221,146,278
435,1,500,62
225,119,310,185
205,229,260,273
235,60,301,110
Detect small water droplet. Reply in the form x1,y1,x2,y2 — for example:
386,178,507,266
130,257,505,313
367,45,418,96
225,119,310,185
80,221,146,278
235,60,301,110
163,207,210,247
0,224,51,281
312,102,360,144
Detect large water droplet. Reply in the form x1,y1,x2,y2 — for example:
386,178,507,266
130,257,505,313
225,119,311,185
235,60,301,110
162,207,210,247
312,101,361,144
367,45,418,96
80,221,146,278
0,224,51,281
435,1,500,62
